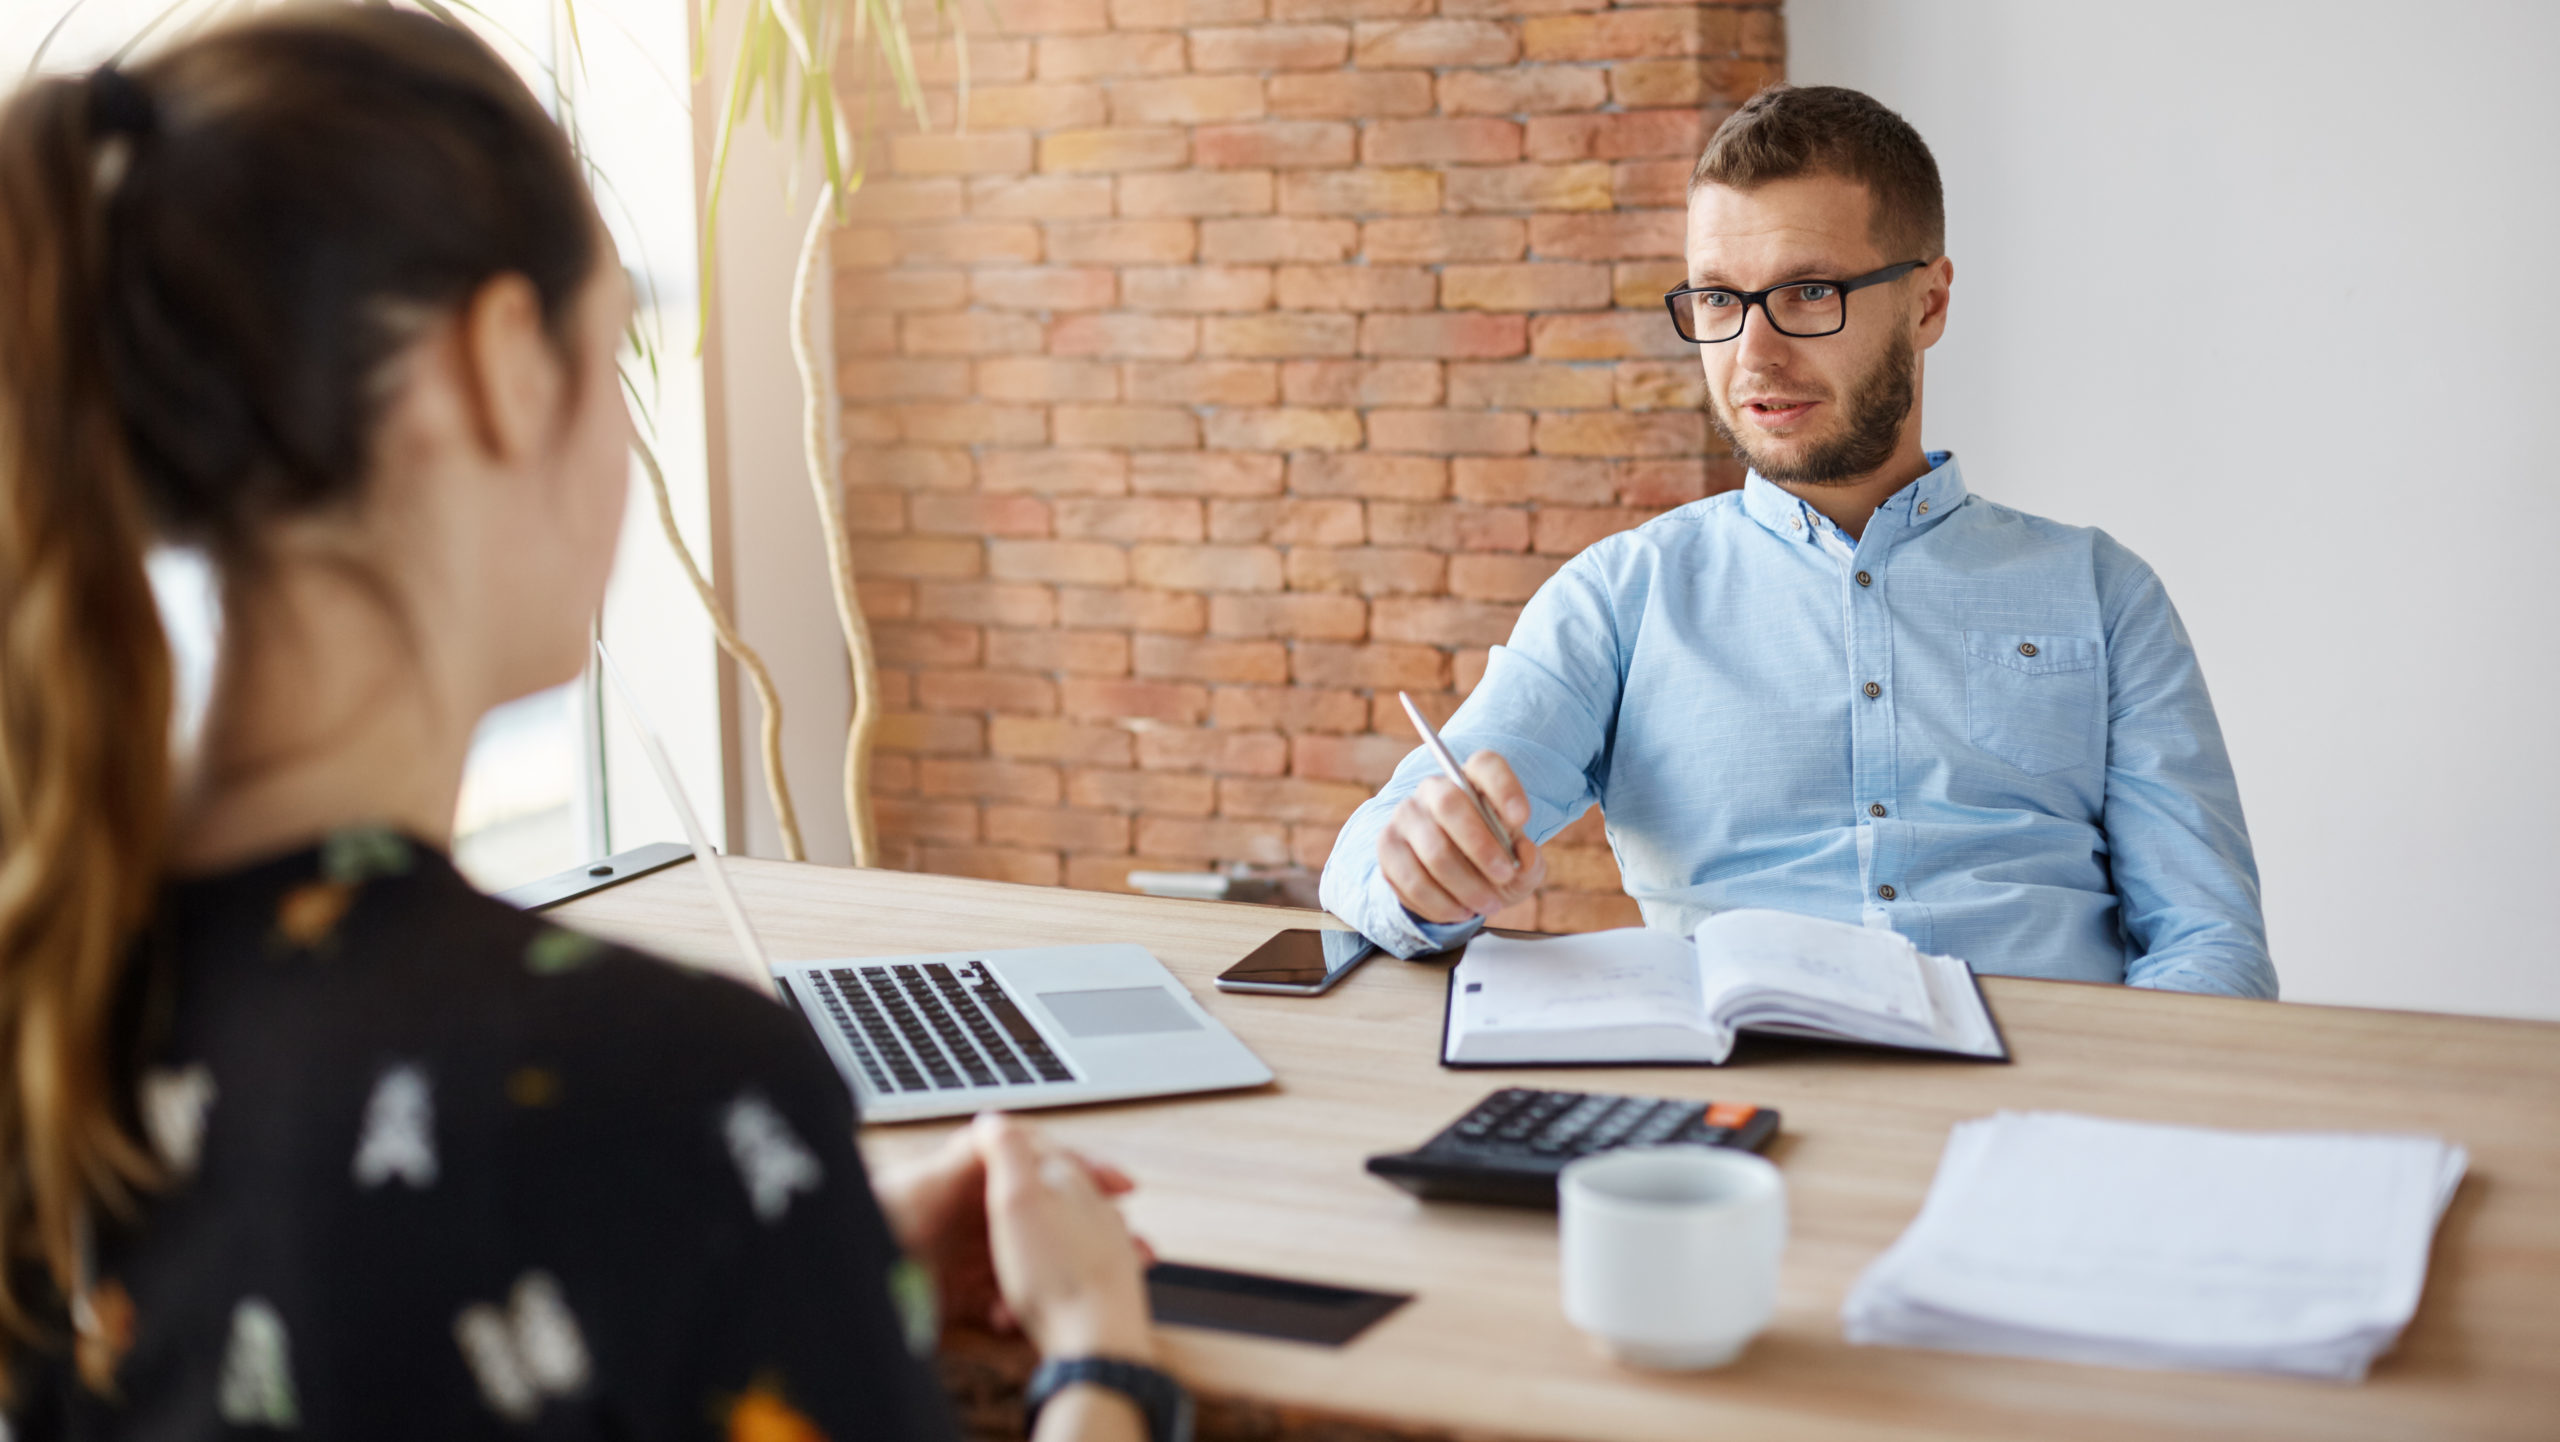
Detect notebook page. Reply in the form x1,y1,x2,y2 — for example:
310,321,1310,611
1691,909,1934,1030
1916,952,2003,1057
1450,929,1704,1035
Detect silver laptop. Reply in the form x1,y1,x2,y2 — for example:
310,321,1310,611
594,644,1273,1124
770,945,1273,1123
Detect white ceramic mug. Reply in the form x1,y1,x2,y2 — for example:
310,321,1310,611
1559,1146,1787,1370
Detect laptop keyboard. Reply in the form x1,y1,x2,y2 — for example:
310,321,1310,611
813,960,1075,1094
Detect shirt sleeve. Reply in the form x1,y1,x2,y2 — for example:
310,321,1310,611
2092,539,2278,999
1320,558,1623,957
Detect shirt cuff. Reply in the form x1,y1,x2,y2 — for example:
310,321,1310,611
2125,958,2278,1001
1347,890,1484,960
1400,909,1483,957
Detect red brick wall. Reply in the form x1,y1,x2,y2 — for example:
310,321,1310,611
833,0,1780,931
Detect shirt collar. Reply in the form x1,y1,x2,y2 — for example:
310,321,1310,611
1740,451,1969,548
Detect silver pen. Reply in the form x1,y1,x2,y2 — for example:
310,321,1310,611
1397,691,1516,852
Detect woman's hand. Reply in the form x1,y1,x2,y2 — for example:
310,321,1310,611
873,1122,1136,1337
973,1112,1155,1363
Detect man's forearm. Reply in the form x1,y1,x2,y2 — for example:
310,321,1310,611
2095,546,2275,1003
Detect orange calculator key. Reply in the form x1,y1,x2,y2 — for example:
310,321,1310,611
1704,1101,1758,1129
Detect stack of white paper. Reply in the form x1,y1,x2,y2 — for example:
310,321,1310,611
1843,1111,2466,1380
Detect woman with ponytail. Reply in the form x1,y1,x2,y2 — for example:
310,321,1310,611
0,10,1162,1439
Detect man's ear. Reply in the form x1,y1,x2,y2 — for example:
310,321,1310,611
454,273,559,465
1916,255,1954,350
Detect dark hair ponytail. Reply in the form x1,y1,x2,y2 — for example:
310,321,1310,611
0,65,178,1353
0,6,595,1356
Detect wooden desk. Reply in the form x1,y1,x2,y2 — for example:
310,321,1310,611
555,858,2560,1442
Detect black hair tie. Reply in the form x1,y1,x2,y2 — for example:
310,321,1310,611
85,65,157,141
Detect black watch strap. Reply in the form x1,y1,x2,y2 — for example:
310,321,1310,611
1024,1356,1194,1442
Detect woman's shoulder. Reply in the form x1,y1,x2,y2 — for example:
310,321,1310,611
149,829,871,1277
378,843,847,1115
160,829,851,1131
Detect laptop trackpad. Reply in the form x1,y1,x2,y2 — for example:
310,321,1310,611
1038,986,1203,1038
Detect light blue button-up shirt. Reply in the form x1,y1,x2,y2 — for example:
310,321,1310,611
1320,454,2275,999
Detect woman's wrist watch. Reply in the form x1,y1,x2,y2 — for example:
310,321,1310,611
1024,1356,1194,1442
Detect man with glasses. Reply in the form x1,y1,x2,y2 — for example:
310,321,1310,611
1320,85,2274,998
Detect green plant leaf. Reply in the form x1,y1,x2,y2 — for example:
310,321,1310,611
690,0,962,342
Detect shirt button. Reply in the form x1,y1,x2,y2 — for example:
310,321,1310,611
2018,641,2039,658
1856,570,1873,587
1862,681,1881,699
1918,500,1931,515
1869,803,1887,818
1789,516,1803,531
1877,884,1898,901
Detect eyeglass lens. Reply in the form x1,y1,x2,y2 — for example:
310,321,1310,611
1680,283,1845,341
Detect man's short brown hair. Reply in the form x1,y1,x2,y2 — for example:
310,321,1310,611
1690,84,1945,262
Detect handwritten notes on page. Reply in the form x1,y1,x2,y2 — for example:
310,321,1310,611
1453,929,1702,1034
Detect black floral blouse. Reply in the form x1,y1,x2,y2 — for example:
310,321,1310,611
7,829,957,1441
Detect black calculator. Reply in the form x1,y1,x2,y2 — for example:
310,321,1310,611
1364,1087,1782,1209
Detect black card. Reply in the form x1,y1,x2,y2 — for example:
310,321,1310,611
1145,1261,1411,1347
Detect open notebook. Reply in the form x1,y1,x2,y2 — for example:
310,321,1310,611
1442,910,2007,1067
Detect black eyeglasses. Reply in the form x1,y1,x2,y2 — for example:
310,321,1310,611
1663,260,1928,344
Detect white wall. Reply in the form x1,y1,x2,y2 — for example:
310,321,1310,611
1787,1,2560,1020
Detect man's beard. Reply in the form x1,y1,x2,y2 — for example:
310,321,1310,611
1707,329,1917,485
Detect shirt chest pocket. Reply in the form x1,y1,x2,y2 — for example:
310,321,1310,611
1963,631,2105,777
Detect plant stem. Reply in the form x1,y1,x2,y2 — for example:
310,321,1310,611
790,180,880,867
631,433,806,861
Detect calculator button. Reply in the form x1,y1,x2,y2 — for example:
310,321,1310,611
1630,1110,1688,1144
1704,1101,1758,1129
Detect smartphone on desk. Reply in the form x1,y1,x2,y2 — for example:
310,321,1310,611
1215,928,1379,996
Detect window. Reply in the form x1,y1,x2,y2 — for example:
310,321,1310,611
23,0,726,893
